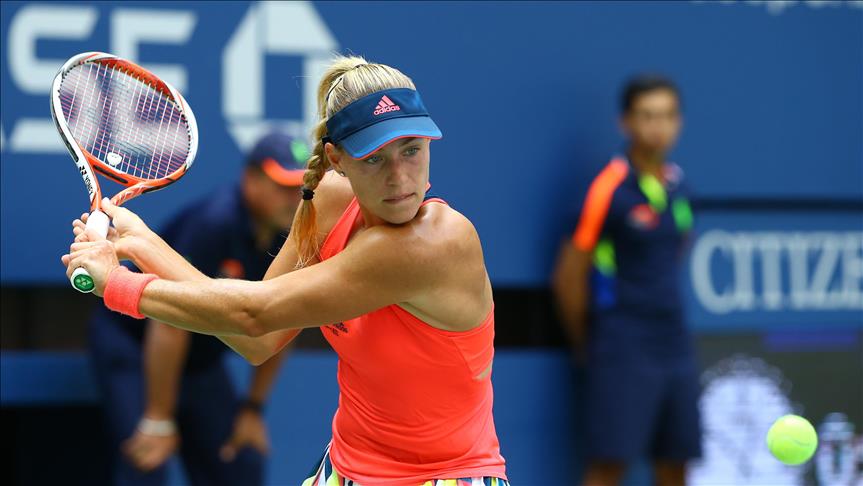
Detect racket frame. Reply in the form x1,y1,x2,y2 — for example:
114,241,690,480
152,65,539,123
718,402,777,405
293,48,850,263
51,51,199,292
50,51,199,213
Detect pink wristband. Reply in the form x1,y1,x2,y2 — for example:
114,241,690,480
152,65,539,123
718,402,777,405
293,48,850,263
103,266,159,319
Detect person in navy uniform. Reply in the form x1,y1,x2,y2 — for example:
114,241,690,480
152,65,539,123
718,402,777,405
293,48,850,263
88,131,308,486
553,75,701,486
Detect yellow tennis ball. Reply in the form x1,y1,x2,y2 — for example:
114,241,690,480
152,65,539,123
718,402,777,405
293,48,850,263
767,415,818,465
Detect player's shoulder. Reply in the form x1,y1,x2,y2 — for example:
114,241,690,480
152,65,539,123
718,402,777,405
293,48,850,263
377,200,481,263
420,200,476,241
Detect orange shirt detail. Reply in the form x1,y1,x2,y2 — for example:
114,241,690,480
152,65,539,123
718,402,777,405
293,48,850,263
572,158,629,251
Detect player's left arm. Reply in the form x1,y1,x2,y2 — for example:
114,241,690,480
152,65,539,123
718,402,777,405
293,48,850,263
133,222,450,336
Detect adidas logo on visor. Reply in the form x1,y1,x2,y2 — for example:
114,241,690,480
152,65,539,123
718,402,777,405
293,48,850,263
373,95,401,115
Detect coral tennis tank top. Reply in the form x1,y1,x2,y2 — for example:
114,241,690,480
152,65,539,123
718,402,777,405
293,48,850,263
317,196,507,485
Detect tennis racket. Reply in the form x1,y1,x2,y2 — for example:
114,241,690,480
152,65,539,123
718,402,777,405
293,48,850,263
51,51,199,293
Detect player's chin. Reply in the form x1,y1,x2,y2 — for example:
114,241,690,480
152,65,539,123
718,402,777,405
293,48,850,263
380,203,421,225
379,193,419,221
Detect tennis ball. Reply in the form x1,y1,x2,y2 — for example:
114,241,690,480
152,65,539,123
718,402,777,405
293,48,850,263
766,415,818,465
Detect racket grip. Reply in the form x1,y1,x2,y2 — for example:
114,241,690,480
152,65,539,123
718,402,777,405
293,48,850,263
70,210,111,293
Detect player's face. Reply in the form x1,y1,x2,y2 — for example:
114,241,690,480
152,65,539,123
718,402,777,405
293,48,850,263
338,138,431,226
622,89,682,154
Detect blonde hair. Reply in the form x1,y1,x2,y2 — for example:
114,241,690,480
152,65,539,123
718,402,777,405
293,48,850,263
291,55,416,268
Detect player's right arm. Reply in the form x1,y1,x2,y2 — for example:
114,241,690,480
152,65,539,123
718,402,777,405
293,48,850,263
74,212,284,361
137,219,301,364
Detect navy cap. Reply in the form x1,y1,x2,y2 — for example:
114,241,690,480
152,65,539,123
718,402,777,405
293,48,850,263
247,131,309,186
326,88,442,158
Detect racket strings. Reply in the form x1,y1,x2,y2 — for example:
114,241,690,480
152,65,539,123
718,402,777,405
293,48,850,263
58,63,191,181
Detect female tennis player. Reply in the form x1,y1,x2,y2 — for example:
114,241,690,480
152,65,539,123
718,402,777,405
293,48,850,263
63,56,509,486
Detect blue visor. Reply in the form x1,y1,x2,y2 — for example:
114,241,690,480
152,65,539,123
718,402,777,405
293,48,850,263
326,88,442,158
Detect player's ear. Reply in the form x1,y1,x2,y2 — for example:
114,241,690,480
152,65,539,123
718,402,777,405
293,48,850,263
325,142,344,172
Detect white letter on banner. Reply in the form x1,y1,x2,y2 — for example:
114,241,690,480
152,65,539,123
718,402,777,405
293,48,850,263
222,1,338,151
9,5,97,94
809,233,840,309
111,9,197,93
7,5,97,152
691,230,738,314
841,233,863,311
786,233,813,310
730,233,756,310
756,234,784,310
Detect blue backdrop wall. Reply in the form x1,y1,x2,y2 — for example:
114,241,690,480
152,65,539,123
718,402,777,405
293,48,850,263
2,0,861,287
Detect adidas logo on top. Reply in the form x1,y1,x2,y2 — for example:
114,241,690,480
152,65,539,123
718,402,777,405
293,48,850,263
373,95,401,115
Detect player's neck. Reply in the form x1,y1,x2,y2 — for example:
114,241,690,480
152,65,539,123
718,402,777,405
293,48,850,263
627,146,666,181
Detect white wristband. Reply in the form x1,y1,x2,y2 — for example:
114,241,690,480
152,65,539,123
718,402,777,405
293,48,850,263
137,417,177,437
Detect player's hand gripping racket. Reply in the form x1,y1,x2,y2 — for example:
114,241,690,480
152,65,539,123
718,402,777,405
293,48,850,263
51,52,198,293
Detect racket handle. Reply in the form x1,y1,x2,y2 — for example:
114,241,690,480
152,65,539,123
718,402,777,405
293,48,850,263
70,210,111,293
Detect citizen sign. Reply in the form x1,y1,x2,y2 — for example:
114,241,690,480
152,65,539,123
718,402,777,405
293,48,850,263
690,230,863,314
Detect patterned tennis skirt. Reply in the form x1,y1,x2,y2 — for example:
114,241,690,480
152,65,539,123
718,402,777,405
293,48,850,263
301,444,510,486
